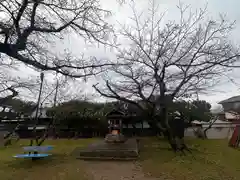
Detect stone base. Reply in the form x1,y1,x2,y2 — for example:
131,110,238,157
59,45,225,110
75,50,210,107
105,133,126,143
77,138,139,160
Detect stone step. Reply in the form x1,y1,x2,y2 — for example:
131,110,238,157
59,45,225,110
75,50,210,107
78,138,139,161
77,156,138,161
80,149,138,157
84,146,138,151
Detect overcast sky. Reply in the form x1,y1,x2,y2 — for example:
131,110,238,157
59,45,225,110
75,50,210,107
14,0,240,110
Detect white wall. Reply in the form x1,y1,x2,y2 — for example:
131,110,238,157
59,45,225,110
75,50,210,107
185,127,235,139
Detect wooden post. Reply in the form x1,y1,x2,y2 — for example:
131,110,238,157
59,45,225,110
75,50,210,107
120,119,122,134
109,120,111,133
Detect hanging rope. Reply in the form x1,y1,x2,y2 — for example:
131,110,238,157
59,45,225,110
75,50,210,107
53,73,59,107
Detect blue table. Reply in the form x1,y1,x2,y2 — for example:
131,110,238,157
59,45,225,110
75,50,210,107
13,145,54,160
14,153,51,158
22,145,54,152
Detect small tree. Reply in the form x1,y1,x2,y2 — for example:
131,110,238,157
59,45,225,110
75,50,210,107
94,0,240,152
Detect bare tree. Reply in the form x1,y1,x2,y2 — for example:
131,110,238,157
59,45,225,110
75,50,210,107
0,0,119,78
38,74,86,106
0,70,37,105
93,0,240,152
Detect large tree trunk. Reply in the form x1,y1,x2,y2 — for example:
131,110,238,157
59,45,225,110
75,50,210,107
161,106,192,154
147,120,162,136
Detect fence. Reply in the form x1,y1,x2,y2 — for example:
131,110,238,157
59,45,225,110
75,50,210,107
1,121,237,139
185,126,235,139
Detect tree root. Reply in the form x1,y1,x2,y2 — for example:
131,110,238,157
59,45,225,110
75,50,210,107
169,141,196,159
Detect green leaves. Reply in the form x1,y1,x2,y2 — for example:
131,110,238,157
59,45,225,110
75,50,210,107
170,100,212,123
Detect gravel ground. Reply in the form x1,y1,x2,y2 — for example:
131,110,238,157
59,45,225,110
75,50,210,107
82,161,159,180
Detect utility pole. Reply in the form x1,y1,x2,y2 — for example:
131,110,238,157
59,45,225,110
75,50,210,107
53,77,59,107
30,72,44,146
196,91,199,101
34,72,44,122
52,74,59,139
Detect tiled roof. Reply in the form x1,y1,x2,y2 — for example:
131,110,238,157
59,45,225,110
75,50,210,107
219,95,240,104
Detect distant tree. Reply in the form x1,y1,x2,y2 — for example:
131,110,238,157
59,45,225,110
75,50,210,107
47,99,108,130
0,98,36,115
192,100,211,113
49,100,103,114
0,87,18,106
191,100,212,122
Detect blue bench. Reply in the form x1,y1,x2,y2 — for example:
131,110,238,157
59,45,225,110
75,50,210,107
14,153,51,158
13,145,54,160
22,145,53,152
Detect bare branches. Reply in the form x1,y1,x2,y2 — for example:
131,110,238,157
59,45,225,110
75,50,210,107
0,56,38,103
0,0,115,78
0,74,37,105
94,0,240,108
93,81,144,111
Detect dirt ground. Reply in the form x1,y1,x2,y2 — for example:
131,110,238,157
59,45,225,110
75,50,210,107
83,161,159,180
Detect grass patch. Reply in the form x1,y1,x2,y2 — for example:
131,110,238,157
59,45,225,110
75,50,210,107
140,137,240,180
0,138,99,180
1,137,240,180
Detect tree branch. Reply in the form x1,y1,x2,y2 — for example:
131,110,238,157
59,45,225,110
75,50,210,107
93,82,144,111
0,0,114,77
